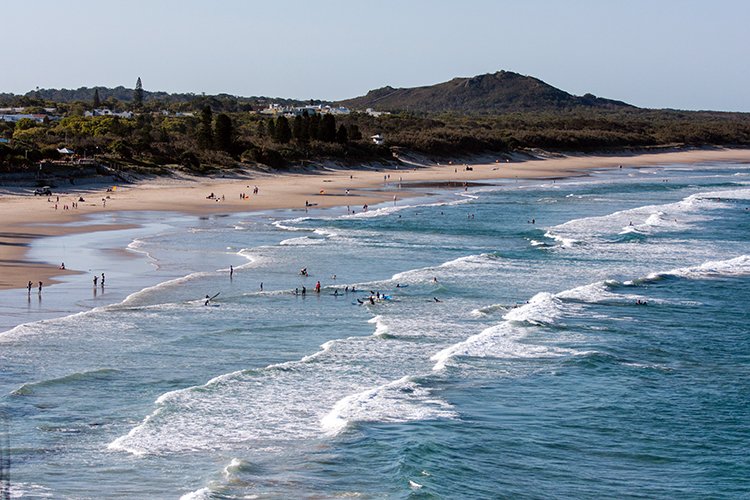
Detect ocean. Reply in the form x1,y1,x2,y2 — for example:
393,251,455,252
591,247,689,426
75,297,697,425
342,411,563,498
1,161,749,499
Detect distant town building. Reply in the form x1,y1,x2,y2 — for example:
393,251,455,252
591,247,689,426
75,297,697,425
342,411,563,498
366,108,390,118
84,109,133,118
0,113,49,123
160,110,195,117
260,103,351,117
371,134,385,145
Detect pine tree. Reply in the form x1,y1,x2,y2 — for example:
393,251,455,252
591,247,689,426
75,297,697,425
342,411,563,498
292,115,303,141
92,88,101,109
308,114,320,141
319,114,337,142
257,120,266,138
301,110,311,141
266,118,275,138
134,77,143,108
336,124,349,144
214,113,233,152
274,116,292,144
348,124,362,141
198,105,213,148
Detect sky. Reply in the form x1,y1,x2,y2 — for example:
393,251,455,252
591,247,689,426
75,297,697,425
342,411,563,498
3,0,750,111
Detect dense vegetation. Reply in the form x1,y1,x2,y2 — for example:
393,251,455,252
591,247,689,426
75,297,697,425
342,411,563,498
2,80,750,177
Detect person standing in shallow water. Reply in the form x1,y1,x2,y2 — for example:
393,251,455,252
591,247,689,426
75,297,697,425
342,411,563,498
101,273,105,288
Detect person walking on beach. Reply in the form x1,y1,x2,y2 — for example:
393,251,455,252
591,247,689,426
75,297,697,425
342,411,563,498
93,275,98,286
27,281,32,294
38,281,42,294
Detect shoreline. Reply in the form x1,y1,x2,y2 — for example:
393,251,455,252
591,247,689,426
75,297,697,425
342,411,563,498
2,147,750,292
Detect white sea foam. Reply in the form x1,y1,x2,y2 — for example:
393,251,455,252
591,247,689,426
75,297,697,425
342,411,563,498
118,271,214,307
223,457,247,478
180,487,212,500
342,205,407,219
391,253,503,283
409,480,423,490
503,292,572,326
369,315,390,337
320,376,455,436
470,303,508,317
432,276,658,371
644,254,750,281
557,280,648,305
431,322,570,371
546,186,750,246
271,217,313,232
279,236,324,246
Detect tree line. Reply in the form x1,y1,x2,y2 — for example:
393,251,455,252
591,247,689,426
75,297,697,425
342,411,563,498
2,97,750,175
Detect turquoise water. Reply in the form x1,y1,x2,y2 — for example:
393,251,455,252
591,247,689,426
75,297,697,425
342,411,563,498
1,162,749,499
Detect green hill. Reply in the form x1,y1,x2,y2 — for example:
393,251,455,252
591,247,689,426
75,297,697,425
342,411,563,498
339,71,634,114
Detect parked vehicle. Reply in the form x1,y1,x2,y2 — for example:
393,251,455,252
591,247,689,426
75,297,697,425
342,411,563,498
34,186,52,196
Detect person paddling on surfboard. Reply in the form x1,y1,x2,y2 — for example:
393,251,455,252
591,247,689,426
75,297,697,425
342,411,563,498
204,292,220,306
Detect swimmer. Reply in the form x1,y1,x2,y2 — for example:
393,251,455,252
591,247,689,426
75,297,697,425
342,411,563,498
433,297,441,303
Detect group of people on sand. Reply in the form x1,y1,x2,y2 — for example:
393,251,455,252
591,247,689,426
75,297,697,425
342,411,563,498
239,186,259,199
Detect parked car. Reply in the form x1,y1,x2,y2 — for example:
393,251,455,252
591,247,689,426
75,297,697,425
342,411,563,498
34,186,52,196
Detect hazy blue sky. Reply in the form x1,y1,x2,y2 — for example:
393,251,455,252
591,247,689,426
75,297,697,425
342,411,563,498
4,0,749,111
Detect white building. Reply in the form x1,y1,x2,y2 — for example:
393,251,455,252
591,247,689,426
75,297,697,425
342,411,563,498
84,109,133,118
371,134,385,145
0,113,47,123
366,108,390,118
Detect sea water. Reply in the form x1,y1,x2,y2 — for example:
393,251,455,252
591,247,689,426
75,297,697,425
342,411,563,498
1,161,749,498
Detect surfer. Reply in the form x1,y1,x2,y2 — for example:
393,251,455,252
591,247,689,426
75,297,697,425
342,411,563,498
204,292,220,306
433,297,442,303
230,265,233,278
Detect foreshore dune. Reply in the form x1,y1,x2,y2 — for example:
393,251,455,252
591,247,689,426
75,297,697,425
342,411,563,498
2,148,749,291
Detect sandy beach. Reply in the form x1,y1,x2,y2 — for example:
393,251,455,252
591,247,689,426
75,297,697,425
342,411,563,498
2,147,749,291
